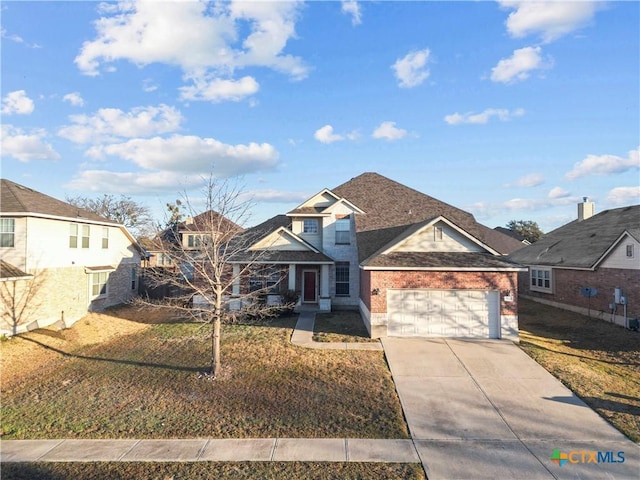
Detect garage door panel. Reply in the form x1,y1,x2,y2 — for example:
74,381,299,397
388,289,500,338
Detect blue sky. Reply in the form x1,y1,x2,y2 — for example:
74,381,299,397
2,0,638,232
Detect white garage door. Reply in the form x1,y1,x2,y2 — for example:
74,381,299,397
387,289,500,338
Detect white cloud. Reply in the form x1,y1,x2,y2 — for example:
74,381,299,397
75,0,307,100
314,125,343,144
341,1,362,26
1,125,60,162
1,90,35,115
491,46,551,84
445,107,525,125
606,186,640,206
63,92,85,107
507,173,545,188
85,135,279,178
66,170,204,195
58,104,183,144
179,76,259,103
142,79,158,92
245,189,310,203
372,121,407,141
499,1,600,43
1,28,41,48
392,49,431,88
548,186,571,199
565,147,640,180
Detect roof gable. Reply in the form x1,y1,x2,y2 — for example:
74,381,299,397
362,216,498,266
287,188,341,215
508,205,640,269
249,227,320,253
1,179,117,224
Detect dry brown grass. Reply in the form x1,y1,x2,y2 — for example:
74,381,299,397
1,461,425,480
1,307,408,440
518,297,640,442
313,311,378,343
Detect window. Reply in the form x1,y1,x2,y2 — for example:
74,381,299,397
303,219,318,234
81,225,90,248
131,267,137,290
626,245,634,258
69,223,78,248
157,253,172,266
434,226,443,241
335,218,350,244
91,272,108,298
335,262,350,296
102,227,109,249
187,234,203,248
1,218,15,247
249,267,281,294
530,267,552,293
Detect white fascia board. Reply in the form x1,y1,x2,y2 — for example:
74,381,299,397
289,188,341,211
324,198,365,214
1,211,120,227
361,266,527,272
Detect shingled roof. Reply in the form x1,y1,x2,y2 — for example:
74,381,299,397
333,173,523,255
1,179,117,224
508,205,640,269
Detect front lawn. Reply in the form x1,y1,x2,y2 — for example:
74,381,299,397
313,311,378,343
0,310,408,440
518,297,640,442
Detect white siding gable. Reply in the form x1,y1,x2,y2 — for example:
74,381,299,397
392,221,485,253
298,189,339,210
250,229,313,252
600,234,640,270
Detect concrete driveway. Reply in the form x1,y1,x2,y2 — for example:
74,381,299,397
382,338,639,480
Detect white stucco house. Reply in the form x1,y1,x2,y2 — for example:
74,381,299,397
0,179,144,335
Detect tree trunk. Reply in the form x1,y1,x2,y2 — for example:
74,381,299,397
211,313,221,378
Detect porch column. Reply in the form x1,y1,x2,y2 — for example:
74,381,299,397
232,264,240,296
320,264,329,298
288,264,296,291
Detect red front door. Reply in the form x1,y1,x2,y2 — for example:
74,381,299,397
303,271,317,303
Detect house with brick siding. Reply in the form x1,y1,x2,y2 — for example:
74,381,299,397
230,172,525,339
508,200,640,328
0,179,143,335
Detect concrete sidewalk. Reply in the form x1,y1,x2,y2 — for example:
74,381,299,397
1,438,419,463
290,311,383,351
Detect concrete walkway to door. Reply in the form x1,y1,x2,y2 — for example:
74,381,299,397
382,337,639,480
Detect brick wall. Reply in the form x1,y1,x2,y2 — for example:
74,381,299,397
366,270,519,316
519,267,639,319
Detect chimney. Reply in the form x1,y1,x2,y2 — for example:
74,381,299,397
578,197,595,221
185,216,194,225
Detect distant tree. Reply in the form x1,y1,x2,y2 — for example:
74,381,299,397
66,194,154,238
506,220,543,243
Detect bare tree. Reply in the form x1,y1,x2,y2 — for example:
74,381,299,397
66,194,155,238
138,177,290,378
0,268,45,335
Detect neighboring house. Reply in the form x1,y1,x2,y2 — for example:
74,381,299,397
494,227,531,245
0,179,143,335
508,199,640,328
144,210,243,270
230,172,525,339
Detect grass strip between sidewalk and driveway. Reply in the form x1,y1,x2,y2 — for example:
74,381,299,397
518,297,640,443
1,309,408,440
